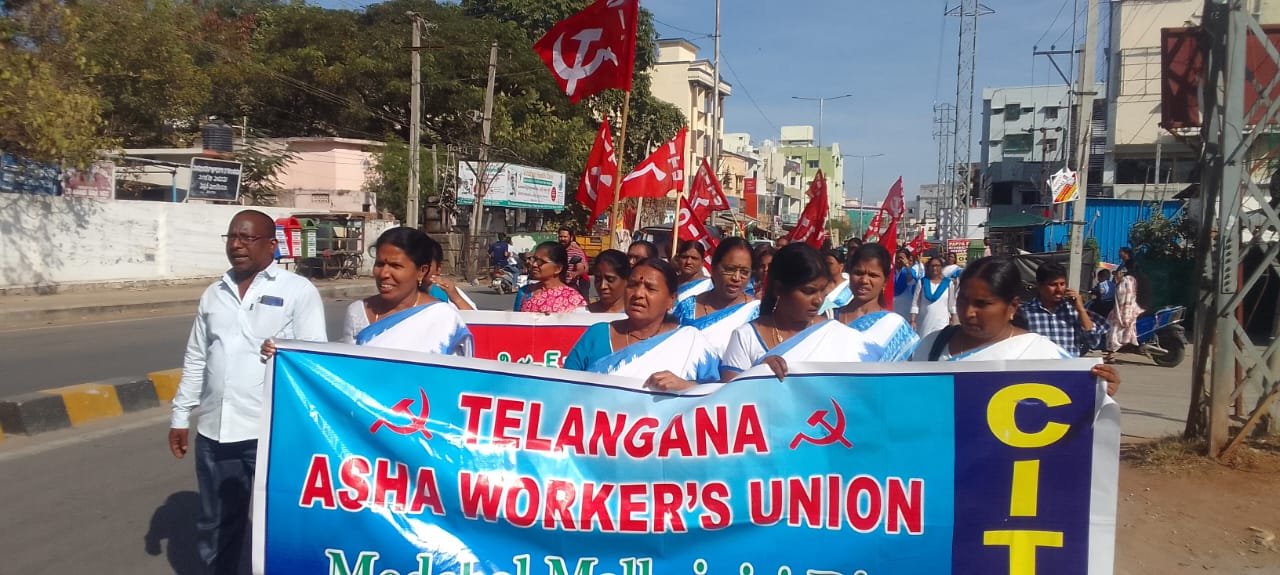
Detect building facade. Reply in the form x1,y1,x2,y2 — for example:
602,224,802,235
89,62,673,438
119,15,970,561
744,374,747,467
650,38,732,192
980,85,1074,217
778,125,845,221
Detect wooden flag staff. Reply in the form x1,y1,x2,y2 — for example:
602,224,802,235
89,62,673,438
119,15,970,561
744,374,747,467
608,90,632,249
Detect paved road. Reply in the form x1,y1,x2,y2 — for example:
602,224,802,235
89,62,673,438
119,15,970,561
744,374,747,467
0,289,514,397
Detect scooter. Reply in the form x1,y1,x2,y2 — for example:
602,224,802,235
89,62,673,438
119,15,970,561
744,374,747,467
1131,305,1188,367
490,261,519,295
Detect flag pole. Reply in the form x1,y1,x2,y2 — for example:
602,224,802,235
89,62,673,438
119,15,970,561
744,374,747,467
635,197,645,229
670,189,682,258
609,90,632,249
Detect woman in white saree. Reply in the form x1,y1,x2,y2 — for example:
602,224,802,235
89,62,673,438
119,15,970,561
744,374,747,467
672,237,761,356
911,256,1120,395
564,258,721,391
721,243,875,381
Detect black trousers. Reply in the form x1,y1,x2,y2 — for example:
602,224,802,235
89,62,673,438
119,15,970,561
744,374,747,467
195,434,257,575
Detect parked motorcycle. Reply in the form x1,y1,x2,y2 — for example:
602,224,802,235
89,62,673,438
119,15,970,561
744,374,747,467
1130,306,1188,367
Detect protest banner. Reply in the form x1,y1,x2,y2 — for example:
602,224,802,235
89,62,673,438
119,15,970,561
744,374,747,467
255,343,1120,575
459,311,623,368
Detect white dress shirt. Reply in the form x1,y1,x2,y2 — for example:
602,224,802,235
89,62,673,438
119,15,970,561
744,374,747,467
171,263,327,442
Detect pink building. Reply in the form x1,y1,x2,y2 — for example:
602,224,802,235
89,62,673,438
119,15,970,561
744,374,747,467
273,137,382,213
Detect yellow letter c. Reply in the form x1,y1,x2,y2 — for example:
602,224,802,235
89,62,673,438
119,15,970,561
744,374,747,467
987,383,1072,448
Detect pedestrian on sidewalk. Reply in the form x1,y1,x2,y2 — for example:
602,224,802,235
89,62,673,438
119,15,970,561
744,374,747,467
168,210,327,574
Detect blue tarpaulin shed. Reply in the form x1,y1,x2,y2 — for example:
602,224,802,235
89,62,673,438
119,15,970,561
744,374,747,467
1035,199,1183,264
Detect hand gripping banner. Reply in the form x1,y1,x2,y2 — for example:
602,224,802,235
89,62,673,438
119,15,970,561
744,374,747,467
254,343,1120,575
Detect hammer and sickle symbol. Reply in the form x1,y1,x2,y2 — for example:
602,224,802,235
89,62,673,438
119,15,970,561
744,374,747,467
789,398,853,450
369,388,432,439
551,28,619,96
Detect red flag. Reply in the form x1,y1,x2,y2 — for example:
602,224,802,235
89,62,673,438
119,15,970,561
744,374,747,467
687,158,728,221
577,120,618,223
620,127,687,199
786,170,829,248
677,197,718,271
862,177,906,243
533,0,638,103
906,227,927,255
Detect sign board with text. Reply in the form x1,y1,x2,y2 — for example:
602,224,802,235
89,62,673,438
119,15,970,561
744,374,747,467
457,162,567,210
188,157,243,202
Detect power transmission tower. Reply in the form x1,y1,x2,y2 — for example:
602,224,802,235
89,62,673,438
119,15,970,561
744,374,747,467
941,1,994,242
1193,0,1280,458
933,102,956,227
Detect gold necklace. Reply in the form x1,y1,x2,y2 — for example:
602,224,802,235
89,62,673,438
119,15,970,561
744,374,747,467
374,292,420,322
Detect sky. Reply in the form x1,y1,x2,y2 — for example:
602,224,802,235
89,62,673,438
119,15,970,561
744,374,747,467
642,0,1096,203
316,0,1099,204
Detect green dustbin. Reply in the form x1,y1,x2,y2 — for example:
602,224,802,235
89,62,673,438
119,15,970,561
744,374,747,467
297,218,318,258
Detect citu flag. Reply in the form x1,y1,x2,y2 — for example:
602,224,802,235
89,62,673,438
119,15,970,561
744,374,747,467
687,157,729,221
533,0,639,103
786,170,829,249
677,196,718,272
576,119,618,223
619,127,687,199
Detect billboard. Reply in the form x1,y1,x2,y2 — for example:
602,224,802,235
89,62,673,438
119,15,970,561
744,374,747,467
457,161,567,210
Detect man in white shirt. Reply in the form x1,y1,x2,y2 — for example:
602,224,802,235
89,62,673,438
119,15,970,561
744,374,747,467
167,210,327,574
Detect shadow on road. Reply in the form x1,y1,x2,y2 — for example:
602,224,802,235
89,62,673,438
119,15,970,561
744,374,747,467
144,491,203,575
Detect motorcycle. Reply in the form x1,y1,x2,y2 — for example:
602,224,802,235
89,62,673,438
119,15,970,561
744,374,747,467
490,261,519,295
1130,305,1188,367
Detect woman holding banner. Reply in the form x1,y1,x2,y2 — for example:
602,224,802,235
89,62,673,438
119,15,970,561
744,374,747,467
586,249,629,314
833,243,920,362
564,258,721,391
513,241,587,313
672,237,761,355
673,240,712,304
911,256,1121,395
721,243,876,382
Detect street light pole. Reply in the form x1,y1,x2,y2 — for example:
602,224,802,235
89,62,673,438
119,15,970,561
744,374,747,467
843,153,883,234
792,93,852,219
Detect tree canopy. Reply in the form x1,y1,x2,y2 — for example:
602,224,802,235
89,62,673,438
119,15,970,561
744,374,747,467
1,0,685,226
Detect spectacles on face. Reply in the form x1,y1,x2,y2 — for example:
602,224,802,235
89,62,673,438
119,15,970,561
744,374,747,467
223,234,269,245
528,257,553,267
718,266,752,279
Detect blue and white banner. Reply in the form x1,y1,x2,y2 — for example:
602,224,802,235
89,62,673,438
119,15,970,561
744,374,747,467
254,342,1120,575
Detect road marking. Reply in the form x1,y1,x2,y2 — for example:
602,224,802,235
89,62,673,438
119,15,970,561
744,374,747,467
0,311,194,333
0,410,171,462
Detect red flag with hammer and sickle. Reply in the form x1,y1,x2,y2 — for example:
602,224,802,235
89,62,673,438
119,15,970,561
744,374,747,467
677,197,718,271
786,170,829,249
687,157,729,221
619,127,687,199
533,0,639,103
577,119,618,223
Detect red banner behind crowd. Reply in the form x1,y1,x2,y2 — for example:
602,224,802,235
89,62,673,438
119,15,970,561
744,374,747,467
459,311,621,368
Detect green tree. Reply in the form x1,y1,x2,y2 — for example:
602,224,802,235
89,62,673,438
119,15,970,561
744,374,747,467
0,0,112,164
76,0,211,146
364,137,443,222
236,137,296,206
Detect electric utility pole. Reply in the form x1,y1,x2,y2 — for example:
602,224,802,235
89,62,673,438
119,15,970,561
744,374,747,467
407,13,424,228
471,41,499,233
1067,0,1099,291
